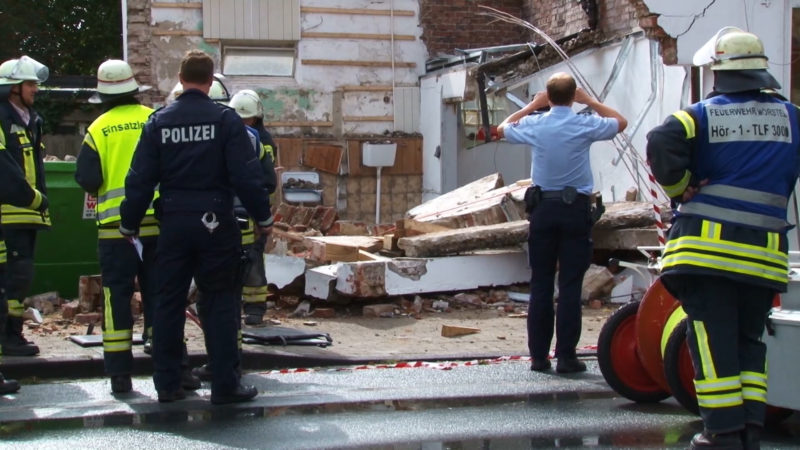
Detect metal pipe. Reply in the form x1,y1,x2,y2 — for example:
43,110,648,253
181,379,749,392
121,0,128,61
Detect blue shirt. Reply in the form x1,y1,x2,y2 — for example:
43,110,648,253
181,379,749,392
504,105,619,194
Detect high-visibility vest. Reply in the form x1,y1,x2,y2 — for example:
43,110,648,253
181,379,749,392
662,93,800,289
85,104,159,239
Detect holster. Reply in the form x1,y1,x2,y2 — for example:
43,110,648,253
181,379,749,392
524,186,541,214
590,193,605,225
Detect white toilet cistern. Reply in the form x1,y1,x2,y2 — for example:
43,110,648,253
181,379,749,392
362,141,397,224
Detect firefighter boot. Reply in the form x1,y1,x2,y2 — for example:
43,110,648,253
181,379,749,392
689,430,744,450
243,304,264,326
1,317,39,356
110,374,132,394
191,363,212,382
0,371,20,395
181,367,201,391
741,424,761,450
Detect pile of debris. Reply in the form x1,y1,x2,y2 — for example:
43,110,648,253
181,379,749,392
267,173,669,304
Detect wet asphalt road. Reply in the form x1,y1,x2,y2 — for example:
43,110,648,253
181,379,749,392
1,358,798,449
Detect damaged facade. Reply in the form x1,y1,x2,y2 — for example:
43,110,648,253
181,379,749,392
118,1,799,301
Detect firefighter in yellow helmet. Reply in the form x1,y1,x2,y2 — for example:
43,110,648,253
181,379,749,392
647,28,798,449
0,56,51,357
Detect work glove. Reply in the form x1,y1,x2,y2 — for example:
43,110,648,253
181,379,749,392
36,193,49,212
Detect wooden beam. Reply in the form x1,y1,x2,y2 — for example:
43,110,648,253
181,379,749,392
302,32,415,41
152,30,203,36
302,59,416,68
441,325,481,338
264,121,334,127
301,6,415,17
152,1,202,8
340,85,393,92
342,116,394,122
396,218,452,238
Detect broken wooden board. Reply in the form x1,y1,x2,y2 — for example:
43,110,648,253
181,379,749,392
592,227,661,250
304,249,531,300
415,184,527,228
441,324,481,337
305,235,384,263
594,201,672,229
406,172,505,221
397,220,529,257
395,218,452,237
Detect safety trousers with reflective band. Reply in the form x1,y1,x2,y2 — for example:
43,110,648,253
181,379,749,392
663,273,774,432
97,217,159,240
662,217,788,292
98,237,158,375
0,240,5,265
241,240,268,314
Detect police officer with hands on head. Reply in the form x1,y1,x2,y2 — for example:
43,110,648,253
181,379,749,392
0,56,51,357
75,59,201,395
497,72,627,375
120,50,273,404
647,28,800,450
0,61,49,393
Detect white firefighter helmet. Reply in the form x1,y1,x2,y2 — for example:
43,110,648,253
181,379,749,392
89,59,151,104
169,73,229,103
693,27,768,71
209,74,230,103
0,56,49,85
229,89,263,119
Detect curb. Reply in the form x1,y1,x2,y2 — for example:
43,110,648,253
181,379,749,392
2,347,597,381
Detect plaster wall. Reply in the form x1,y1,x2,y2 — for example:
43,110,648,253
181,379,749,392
642,0,791,99
133,0,429,136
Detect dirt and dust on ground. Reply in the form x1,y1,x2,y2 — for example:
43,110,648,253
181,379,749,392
24,286,617,362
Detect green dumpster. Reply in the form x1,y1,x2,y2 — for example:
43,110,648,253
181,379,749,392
31,161,100,299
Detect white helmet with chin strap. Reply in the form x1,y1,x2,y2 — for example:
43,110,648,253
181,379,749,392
229,89,263,119
168,73,229,104
89,59,151,104
693,26,768,71
0,56,49,85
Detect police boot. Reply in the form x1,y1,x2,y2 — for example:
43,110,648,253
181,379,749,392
740,424,761,450
1,317,39,356
210,383,257,405
0,371,20,395
689,430,743,450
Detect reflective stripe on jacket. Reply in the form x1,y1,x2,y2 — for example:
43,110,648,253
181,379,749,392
0,101,50,228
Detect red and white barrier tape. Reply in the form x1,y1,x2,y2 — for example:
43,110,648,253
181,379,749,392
257,346,598,375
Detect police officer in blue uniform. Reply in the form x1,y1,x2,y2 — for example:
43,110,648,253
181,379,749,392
497,72,627,375
120,50,272,404
647,28,800,450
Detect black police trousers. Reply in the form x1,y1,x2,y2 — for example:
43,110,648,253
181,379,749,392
98,236,157,376
527,195,592,361
152,210,242,395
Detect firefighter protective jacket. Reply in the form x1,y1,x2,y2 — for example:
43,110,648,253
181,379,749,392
647,90,800,291
120,89,272,234
75,101,159,240
0,125,46,263
0,101,50,228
